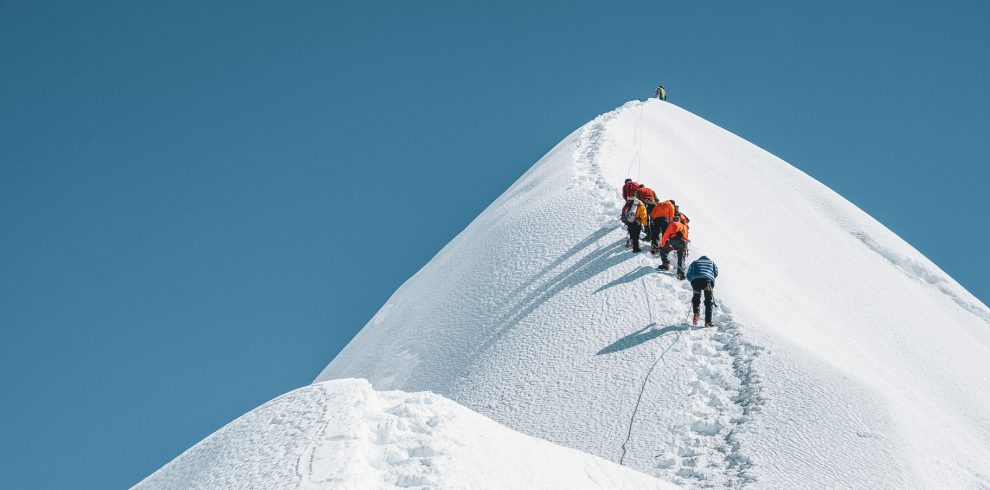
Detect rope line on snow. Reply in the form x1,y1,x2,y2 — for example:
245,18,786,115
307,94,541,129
636,103,645,180
625,103,645,179
641,273,654,324
619,277,684,465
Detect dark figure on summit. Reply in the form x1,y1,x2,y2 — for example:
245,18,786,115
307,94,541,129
655,85,667,101
686,256,718,328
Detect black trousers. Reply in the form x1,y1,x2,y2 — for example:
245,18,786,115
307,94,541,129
650,218,668,248
626,221,642,252
691,279,714,323
660,238,687,274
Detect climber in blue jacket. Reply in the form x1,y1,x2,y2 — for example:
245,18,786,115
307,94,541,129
686,256,718,327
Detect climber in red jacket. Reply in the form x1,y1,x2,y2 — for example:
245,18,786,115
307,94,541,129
621,178,639,217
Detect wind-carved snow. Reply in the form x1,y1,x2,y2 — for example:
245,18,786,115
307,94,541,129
135,379,674,489
852,230,990,322
573,105,623,220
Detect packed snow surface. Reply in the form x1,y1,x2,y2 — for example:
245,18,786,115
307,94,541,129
319,99,990,487
135,379,671,489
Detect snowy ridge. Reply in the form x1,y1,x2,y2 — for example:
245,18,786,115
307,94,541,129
319,99,990,487
624,316,765,487
135,379,674,489
604,283,765,487
852,230,990,322
573,103,623,219
577,103,766,487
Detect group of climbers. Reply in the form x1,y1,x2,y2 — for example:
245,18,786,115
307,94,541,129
620,178,718,328
621,180,690,277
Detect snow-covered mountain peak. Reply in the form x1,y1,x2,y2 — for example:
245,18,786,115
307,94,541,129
138,100,990,489
319,99,990,487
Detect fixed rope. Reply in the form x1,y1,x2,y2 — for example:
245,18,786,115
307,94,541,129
625,103,645,179
619,276,684,465
636,100,649,180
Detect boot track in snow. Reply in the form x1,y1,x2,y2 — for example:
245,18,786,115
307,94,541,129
578,102,766,487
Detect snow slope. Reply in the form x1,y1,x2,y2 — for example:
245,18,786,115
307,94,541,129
135,379,673,489
319,99,990,488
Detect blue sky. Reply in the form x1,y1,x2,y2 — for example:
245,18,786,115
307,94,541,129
1,1,988,488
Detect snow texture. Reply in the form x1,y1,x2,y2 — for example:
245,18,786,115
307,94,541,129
318,100,990,488
134,379,673,489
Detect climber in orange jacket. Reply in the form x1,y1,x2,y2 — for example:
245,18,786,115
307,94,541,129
649,199,677,253
658,214,690,279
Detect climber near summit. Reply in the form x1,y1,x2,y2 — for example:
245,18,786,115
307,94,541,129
655,85,667,101
621,178,639,218
686,256,719,327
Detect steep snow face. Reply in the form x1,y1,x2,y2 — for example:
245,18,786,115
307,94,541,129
134,379,672,489
319,100,990,487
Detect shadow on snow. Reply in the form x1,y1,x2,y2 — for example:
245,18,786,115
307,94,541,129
597,323,688,355
471,230,637,357
594,266,656,294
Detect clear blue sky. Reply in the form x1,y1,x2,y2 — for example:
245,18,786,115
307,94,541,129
2,1,987,488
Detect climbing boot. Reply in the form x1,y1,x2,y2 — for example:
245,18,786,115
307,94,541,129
692,312,700,326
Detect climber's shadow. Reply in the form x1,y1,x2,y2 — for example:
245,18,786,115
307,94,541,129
596,323,688,355
593,266,655,293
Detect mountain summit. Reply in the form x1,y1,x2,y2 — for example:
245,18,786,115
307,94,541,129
318,99,990,487
140,100,990,488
